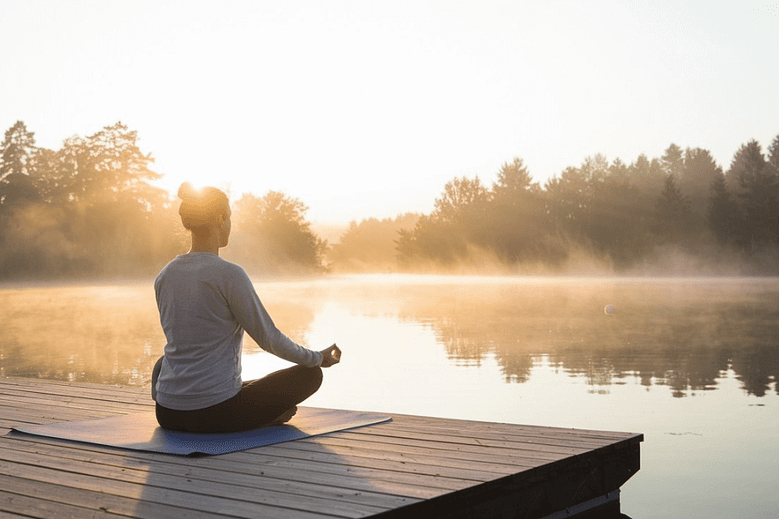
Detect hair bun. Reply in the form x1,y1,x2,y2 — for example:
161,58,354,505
176,183,230,230
178,182,197,200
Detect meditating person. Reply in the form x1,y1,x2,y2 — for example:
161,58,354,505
151,182,340,433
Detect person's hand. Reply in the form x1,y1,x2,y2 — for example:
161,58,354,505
320,344,341,368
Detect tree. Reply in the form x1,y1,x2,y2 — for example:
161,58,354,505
0,170,39,208
679,147,723,237
489,158,557,264
728,140,778,248
396,215,437,268
767,134,779,175
727,139,767,192
0,121,181,279
0,121,36,180
653,174,694,244
329,213,419,272
431,176,489,227
609,158,630,182
707,170,741,246
681,148,721,201
396,176,490,267
588,176,649,267
27,147,60,201
430,176,490,256
579,153,610,183
227,191,327,274
492,158,536,198
546,157,649,268
544,155,610,239
630,153,665,197
59,123,171,273
0,121,41,209
661,143,684,179
544,166,589,235
55,122,160,203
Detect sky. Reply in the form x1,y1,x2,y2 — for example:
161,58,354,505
2,1,778,225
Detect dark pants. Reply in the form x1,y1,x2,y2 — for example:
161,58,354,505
152,356,323,433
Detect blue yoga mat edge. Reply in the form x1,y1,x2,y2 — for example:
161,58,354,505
10,407,392,456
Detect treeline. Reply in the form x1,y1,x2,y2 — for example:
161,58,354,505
2,119,778,279
393,139,779,273
0,121,326,280
328,213,419,272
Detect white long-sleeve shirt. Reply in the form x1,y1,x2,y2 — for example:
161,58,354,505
154,252,323,411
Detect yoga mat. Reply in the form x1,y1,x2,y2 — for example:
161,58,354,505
12,407,391,456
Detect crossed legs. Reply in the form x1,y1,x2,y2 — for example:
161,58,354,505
152,356,323,433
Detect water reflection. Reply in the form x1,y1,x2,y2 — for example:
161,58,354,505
428,278,779,397
1,276,777,398
260,276,779,398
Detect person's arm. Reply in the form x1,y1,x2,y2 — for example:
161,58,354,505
227,267,324,367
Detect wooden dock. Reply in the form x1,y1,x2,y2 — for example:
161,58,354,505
0,376,642,518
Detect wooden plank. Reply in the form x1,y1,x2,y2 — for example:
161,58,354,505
317,428,581,464
0,459,338,519
0,437,420,511
288,434,543,469
0,475,216,519
391,412,639,441
259,439,538,475
372,418,639,448
0,448,388,519
0,379,151,407
349,421,621,455
0,402,117,424
0,377,151,397
0,387,152,414
0,381,151,408
241,446,506,483
0,488,116,519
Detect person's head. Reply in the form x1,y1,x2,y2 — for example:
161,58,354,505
177,182,231,248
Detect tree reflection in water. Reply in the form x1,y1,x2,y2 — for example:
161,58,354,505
384,277,779,397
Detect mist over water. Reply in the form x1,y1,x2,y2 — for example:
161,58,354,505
2,275,778,394
2,275,778,518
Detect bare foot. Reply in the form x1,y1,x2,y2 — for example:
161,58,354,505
269,406,297,425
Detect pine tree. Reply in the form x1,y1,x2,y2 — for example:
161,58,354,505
767,134,779,175
728,140,777,248
0,122,40,207
661,143,685,179
681,148,722,210
490,158,551,263
707,171,741,246
0,121,37,180
654,174,693,244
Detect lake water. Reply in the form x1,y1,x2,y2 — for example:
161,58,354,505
2,275,778,518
